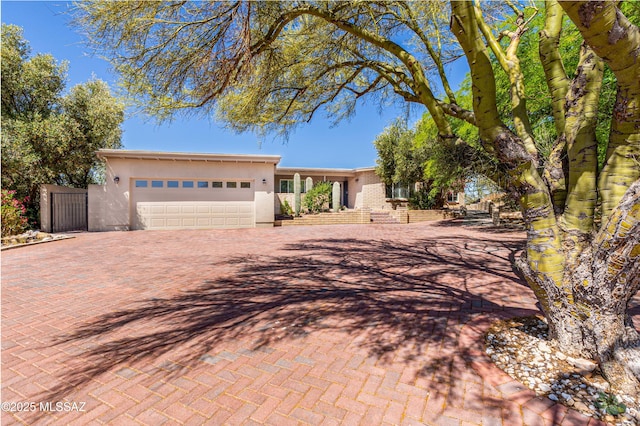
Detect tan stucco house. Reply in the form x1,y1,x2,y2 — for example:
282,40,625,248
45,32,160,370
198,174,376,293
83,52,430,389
81,149,408,232
40,149,462,232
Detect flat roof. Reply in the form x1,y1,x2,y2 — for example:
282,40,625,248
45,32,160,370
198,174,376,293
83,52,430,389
276,166,375,177
96,149,281,164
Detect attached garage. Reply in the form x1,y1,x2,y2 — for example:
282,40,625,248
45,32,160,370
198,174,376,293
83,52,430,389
136,202,255,230
89,150,280,231
131,178,256,230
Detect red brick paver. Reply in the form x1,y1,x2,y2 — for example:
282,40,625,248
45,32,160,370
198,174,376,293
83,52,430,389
1,221,607,425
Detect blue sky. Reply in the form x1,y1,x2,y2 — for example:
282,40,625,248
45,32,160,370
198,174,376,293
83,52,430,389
2,1,468,168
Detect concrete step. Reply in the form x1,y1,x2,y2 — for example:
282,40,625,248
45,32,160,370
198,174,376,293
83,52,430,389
370,212,400,224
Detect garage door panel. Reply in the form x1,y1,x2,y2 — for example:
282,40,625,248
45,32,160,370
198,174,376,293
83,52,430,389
239,217,253,226
196,217,210,226
225,205,239,214
134,201,254,230
166,218,181,227
150,218,166,227
212,217,226,226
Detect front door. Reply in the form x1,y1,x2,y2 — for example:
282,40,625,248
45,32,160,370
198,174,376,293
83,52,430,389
342,181,349,208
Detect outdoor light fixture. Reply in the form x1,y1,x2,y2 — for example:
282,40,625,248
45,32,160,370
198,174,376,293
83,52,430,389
262,178,267,184
113,176,120,184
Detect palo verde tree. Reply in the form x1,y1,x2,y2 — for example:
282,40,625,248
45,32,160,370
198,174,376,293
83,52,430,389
1,24,124,223
76,1,640,395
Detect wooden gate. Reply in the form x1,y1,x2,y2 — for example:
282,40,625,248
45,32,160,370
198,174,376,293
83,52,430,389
51,192,88,232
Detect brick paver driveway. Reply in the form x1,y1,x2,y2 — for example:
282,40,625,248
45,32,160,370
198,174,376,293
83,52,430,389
2,221,607,425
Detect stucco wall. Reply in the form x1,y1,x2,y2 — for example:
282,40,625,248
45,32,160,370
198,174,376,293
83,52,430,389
88,184,131,231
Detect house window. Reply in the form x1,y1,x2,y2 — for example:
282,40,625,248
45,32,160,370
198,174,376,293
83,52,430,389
167,181,179,188
447,192,458,203
182,181,194,188
151,180,163,188
212,181,223,188
240,182,251,189
135,180,148,188
197,181,209,188
385,183,412,199
279,179,305,193
226,181,237,189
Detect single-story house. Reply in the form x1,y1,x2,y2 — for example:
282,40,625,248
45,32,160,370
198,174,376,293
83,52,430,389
41,149,463,232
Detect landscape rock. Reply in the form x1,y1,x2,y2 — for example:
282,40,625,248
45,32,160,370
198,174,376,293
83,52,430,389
485,316,638,425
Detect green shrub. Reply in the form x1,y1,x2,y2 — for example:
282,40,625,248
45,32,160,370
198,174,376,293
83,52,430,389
280,199,293,216
304,181,332,213
1,190,30,237
408,186,438,210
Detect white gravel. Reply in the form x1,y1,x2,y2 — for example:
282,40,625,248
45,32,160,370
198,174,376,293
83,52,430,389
486,316,640,425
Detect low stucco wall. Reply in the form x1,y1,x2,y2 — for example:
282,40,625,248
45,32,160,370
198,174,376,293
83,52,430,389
275,193,306,214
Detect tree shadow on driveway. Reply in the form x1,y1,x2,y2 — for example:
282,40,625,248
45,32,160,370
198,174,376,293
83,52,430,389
40,234,533,418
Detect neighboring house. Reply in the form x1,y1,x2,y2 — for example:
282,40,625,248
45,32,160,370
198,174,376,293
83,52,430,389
41,149,464,232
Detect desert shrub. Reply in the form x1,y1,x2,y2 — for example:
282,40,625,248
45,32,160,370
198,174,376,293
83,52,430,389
408,186,439,210
1,190,29,237
303,181,332,213
280,199,293,216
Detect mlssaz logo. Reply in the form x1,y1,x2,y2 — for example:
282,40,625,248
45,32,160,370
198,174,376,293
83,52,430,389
39,402,86,412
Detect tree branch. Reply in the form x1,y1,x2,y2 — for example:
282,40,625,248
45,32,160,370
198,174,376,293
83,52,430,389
562,43,603,235
473,0,538,157
559,0,640,223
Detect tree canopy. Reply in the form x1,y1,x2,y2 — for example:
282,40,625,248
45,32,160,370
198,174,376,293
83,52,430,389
1,24,124,222
373,119,426,187
76,0,640,398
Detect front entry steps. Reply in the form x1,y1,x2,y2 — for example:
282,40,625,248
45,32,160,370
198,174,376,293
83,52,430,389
370,211,401,224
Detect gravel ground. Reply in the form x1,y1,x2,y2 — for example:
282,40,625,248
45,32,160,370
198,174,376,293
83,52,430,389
487,316,640,425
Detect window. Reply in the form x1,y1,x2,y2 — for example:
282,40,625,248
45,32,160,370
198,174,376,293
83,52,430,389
182,181,194,188
151,180,163,188
447,192,458,203
279,179,305,193
240,182,251,189
226,181,237,189
212,181,223,188
135,180,148,188
167,181,179,188
385,183,412,199
197,181,209,188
